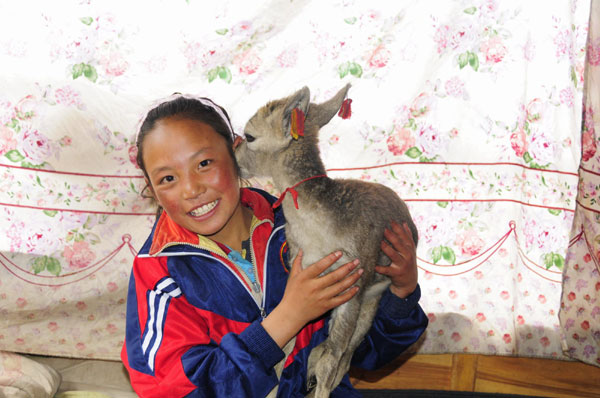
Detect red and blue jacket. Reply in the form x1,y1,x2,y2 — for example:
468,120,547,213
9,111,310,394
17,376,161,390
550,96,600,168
121,187,428,397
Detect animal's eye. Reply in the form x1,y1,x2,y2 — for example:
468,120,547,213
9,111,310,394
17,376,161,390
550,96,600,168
245,134,255,143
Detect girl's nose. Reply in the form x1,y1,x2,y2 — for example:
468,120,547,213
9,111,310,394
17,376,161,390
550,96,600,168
182,175,204,199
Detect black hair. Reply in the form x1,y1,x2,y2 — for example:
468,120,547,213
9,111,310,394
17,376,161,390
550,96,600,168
136,95,240,217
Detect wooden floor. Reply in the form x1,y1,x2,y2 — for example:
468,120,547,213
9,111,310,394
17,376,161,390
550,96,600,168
350,353,600,397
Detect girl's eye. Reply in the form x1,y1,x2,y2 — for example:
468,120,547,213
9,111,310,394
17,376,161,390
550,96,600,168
199,159,212,168
159,175,175,184
245,134,255,143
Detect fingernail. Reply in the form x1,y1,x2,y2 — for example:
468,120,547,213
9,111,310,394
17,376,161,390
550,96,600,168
335,251,342,257
353,259,360,266
358,268,364,275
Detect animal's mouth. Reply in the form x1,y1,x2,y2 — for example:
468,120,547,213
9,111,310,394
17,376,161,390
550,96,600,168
188,200,219,217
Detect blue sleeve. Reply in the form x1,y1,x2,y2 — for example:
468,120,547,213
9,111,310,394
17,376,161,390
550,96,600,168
350,284,428,370
181,321,286,397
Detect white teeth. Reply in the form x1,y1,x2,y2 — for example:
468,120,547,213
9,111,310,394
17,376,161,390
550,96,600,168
189,200,218,217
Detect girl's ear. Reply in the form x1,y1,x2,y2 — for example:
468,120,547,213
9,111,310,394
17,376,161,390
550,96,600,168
141,178,157,200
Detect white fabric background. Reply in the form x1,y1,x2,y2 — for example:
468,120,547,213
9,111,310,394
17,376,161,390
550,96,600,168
0,0,596,365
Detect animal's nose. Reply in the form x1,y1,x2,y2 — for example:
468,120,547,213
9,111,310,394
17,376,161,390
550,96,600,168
233,135,243,150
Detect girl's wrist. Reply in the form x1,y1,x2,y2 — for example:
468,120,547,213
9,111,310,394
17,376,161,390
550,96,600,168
261,302,306,348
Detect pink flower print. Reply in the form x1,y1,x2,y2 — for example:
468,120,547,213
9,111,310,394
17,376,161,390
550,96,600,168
277,47,298,68
444,77,466,99
454,229,484,256
386,128,415,156
0,126,17,156
581,130,597,162
231,20,253,36
529,132,555,165
367,45,390,68
510,129,527,157
16,298,27,308
59,136,72,147
434,25,451,54
15,95,37,118
63,241,96,269
107,282,118,292
480,36,507,63
476,313,486,322
410,93,432,117
55,86,83,108
47,322,59,332
559,87,574,108
418,125,446,157
128,145,139,168
526,99,544,122
554,29,574,60
20,129,53,164
451,332,462,342
539,336,550,347
503,334,512,344
100,51,129,77
233,50,261,75
538,294,547,304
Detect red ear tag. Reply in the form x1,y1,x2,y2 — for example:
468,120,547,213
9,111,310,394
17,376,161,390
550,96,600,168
338,98,352,119
290,108,305,140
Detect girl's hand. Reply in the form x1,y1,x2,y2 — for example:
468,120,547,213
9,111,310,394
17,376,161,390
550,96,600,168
262,250,362,348
375,221,418,299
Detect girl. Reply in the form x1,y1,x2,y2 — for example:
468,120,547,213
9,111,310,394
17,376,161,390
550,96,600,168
121,93,428,397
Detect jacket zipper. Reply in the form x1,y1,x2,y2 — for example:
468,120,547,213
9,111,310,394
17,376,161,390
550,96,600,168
150,220,273,319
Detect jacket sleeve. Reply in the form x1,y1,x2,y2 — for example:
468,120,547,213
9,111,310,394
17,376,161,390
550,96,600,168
350,284,428,370
121,256,285,398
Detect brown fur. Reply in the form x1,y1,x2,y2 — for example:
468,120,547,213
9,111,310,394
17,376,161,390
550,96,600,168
235,84,418,398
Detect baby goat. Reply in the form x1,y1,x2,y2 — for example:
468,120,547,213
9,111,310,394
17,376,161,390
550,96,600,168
235,84,418,398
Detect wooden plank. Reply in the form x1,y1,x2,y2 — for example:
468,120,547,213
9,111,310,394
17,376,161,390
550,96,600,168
475,355,600,398
350,353,454,390
450,354,478,391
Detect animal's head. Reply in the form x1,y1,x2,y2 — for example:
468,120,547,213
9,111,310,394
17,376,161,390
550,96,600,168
235,84,351,178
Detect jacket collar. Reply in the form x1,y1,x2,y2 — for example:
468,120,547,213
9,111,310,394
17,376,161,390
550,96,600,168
148,188,276,256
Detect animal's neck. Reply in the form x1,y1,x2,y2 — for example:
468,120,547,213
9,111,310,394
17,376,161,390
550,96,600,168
273,142,327,191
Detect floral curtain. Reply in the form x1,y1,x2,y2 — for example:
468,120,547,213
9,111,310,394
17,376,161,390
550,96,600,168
0,0,594,363
559,0,600,367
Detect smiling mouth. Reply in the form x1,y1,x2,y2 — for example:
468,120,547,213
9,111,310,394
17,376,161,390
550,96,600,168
189,200,219,217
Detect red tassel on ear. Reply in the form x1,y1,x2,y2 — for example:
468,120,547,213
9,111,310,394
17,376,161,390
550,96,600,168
291,108,305,140
338,98,352,119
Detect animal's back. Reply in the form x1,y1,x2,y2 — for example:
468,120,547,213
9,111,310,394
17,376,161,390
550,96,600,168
315,178,418,247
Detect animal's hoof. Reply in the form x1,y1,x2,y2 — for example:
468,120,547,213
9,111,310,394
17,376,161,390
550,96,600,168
306,374,317,393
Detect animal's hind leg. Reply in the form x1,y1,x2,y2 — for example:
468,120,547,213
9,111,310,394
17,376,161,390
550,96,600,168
330,288,384,389
307,298,361,398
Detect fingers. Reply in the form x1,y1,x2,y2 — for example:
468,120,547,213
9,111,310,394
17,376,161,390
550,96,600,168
290,249,304,276
384,222,414,252
322,265,362,298
305,250,344,278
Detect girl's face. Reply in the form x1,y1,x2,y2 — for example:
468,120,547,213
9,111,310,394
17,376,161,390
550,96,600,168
142,117,243,240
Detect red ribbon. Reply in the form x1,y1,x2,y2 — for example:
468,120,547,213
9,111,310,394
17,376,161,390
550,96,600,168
338,98,352,119
272,174,327,209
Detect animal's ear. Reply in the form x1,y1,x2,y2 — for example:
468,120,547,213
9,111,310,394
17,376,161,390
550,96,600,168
307,83,351,128
282,86,310,138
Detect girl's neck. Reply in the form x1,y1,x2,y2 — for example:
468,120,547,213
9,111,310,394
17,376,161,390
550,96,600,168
208,203,253,252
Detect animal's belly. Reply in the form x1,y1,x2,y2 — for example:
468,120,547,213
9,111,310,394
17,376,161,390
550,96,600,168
285,220,354,271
